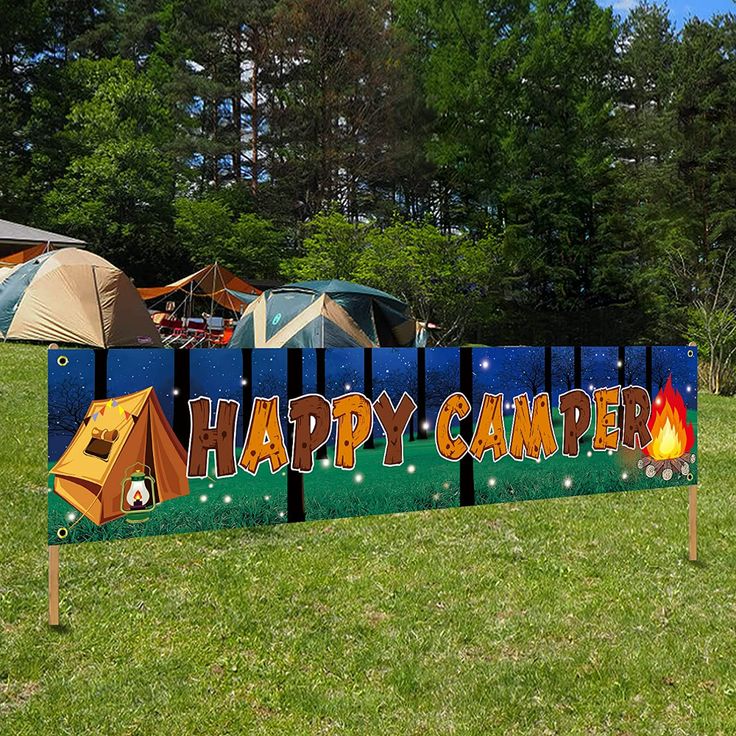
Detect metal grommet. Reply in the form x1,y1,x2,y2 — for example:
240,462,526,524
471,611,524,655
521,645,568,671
687,473,694,482
56,527,69,539
57,355,69,367
687,349,694,358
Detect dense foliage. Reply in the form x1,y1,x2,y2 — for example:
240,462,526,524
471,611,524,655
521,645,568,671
0,0,734,384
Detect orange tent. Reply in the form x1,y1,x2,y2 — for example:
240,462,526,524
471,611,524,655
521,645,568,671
51,387,189,525
0,242,54,266
138,263,261,313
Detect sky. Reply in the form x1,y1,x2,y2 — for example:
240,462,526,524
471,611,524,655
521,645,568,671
600,0,735,25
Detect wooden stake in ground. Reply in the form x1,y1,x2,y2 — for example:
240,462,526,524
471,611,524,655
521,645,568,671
49,545,59,626
688,340,698,563
689,485,698,562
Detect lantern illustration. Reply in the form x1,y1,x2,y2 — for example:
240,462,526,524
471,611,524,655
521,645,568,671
121,465,156,523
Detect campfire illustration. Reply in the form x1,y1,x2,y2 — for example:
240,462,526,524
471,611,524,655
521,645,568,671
637,375,695,481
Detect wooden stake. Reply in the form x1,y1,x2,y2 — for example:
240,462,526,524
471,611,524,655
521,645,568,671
688,485,698,562
687,341,698,563
49,545,60,626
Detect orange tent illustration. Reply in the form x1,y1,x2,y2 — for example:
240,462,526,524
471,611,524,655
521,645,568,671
51,387,189,525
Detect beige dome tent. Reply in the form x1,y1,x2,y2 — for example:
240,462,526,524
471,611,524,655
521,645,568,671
0,248,162,347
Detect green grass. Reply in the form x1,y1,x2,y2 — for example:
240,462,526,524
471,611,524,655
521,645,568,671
2,343,736,735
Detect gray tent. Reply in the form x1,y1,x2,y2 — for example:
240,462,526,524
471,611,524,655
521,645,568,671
0,219,85,263
228,280,418,348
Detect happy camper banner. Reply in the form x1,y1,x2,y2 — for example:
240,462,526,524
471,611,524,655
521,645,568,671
48,347,698,545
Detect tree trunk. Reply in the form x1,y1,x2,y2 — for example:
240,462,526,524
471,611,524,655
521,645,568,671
316,349,327,460
287,349,305,521
94,350,107,401
173,350,191,447
233,24,243,182
459,348,474,505
250,27,259,196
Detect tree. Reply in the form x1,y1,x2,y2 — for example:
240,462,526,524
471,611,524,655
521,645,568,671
501,349,546,398
230,214,286,281
501,0,618,315
552,349,576,392
148,0,280,194
688,246,736,395
174,198,233,269
670,16,736,314
268,0,411,219
598,2,680,337
175,198,287,281
0,0,48,220
43,58,178,281
49,379,90,434
395,0,526,231
356,219,503,344
281,211,366,282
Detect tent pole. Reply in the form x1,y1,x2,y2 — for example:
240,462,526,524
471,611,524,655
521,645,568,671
209,262,218,343
212,260,218,314
49,545,60,626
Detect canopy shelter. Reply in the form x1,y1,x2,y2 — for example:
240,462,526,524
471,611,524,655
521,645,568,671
0,218,84,263
1,242,56,267
138,263,261,315
228,280,418,348
0,248,162,347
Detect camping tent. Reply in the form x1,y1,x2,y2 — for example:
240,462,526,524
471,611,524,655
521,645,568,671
0,242,57,267
0,248,162,347
51,387,189,525
228,280,418,348
138,263,261,314
0,218,84,262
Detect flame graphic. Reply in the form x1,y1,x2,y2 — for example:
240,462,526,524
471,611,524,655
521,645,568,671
133,490,142,502
643,375,694,460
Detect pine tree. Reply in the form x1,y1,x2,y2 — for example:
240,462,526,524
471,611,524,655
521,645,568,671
43,58,177,281
0,0,48,220
267,0,411,219
395,0,527,231
598,2,680,337
672,15,736,303
501,0,617,316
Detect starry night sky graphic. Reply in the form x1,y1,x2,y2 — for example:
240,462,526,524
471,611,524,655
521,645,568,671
48,346,698,462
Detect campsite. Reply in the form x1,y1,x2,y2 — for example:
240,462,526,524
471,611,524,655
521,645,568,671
3,0,736,734
0,220,423,349
3,343,736,734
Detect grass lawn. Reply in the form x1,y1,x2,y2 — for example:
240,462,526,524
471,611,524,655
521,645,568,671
2,343,736,735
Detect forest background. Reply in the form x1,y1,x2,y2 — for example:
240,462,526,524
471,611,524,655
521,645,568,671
2,0,735,390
